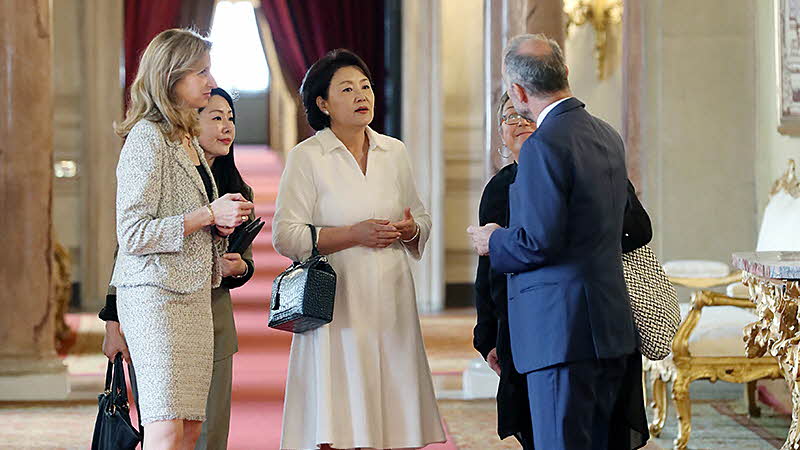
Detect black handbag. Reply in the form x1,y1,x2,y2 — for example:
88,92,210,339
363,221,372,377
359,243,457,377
228,217,265,254
269,224,336,333
91,353,142,450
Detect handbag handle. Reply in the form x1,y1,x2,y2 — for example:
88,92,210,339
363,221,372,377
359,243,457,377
110,353,129,409
273,225,319,311
111,353,143,435
103,357,114,394
309,224,320,257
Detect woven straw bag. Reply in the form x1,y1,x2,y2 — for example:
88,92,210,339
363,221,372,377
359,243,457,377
622,245,681,360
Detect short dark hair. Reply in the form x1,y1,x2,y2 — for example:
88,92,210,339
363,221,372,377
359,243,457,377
504,34,569,97
300,49,373,131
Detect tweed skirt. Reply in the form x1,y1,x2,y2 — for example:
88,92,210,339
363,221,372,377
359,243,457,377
117,281,213,424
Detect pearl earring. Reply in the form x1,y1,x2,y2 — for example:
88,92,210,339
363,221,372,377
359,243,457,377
323,110,330,116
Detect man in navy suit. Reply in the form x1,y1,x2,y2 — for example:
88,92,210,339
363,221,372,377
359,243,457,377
468,34,638,449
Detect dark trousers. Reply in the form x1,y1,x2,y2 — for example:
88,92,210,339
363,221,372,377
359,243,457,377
526,354,629,450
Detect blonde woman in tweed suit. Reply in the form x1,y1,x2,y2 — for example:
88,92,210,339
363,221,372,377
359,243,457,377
112,29,253,450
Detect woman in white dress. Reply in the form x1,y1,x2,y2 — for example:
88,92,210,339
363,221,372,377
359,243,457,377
272,49,445,450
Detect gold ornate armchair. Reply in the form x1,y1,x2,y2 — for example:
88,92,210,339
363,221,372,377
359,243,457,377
645,160,800,449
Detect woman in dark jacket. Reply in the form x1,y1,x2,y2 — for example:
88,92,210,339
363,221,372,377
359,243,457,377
473,93,652,449
473,92,537,448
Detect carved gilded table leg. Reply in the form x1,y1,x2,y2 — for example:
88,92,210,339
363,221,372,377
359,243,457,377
643,356,677,439
788,364,800,450
742,272,800,450
648,374,668,437
671,374,693,450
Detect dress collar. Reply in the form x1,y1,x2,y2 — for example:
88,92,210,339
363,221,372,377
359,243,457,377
316,126,387,153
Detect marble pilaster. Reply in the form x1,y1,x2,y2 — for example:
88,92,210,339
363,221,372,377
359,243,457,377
0,0,69,400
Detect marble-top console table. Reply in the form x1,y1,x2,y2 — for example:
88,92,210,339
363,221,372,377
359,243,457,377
735,251,800,450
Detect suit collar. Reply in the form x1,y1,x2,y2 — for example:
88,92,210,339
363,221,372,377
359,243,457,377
537,97,585,128
316,126,388,154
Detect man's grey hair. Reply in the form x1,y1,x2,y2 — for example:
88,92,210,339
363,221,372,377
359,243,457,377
503,34,569,97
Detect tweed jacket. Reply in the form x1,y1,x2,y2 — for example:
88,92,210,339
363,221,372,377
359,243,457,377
102,184,255,362
110,119,225,293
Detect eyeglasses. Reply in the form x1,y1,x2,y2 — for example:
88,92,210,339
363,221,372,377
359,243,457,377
501,113,532,127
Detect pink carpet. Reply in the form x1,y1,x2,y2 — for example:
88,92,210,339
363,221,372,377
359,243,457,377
229,146,456,449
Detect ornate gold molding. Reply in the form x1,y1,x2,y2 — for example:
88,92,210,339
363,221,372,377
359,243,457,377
770,159,800,199
668,271,742,290
564,0,623,80
743,272,800,449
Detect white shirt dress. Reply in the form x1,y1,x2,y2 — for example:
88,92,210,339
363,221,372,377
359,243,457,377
272,127,445,450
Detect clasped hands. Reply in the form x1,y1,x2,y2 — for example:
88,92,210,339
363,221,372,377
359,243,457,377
352,208,418,248
466,223,501,256
210,193,254,237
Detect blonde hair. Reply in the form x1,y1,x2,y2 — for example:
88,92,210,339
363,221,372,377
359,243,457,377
116,28,212,141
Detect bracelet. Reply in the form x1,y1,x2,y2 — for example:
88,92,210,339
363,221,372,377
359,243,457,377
401,223,420,243
206,205,215,225
232,262,249,279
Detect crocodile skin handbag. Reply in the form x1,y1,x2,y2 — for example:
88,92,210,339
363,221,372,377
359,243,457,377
622,245,681,360
269,225,336,333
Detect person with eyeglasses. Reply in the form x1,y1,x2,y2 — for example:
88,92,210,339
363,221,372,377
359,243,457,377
468,34,652,449
472,91,537,448
472,91,653,449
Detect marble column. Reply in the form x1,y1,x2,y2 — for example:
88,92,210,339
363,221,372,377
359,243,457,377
484,0,563,177
526,0,565,48
0,0,69,400
442,0,490,287
79,0,124,311
51,0,122,311
403,0,445,312
484,0,527,177
622,0,643,190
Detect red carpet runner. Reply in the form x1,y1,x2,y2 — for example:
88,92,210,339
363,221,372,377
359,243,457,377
230,146,455,449
229,146,293,449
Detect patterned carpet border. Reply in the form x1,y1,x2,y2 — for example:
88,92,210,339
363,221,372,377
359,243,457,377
711,401,784,449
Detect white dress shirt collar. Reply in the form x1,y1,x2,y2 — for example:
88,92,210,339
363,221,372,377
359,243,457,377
535,97,573,127
316,126,387,154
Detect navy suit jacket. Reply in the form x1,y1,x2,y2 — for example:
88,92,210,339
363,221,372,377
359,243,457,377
488,97,638,374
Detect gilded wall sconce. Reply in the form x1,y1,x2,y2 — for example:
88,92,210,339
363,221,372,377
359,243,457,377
564,0,623,80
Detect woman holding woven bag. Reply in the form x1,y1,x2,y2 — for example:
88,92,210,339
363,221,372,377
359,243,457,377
472,91,653,449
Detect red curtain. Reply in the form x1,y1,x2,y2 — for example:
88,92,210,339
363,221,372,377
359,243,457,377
124,0,183,107
124,0,214,108
260,0,386,133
